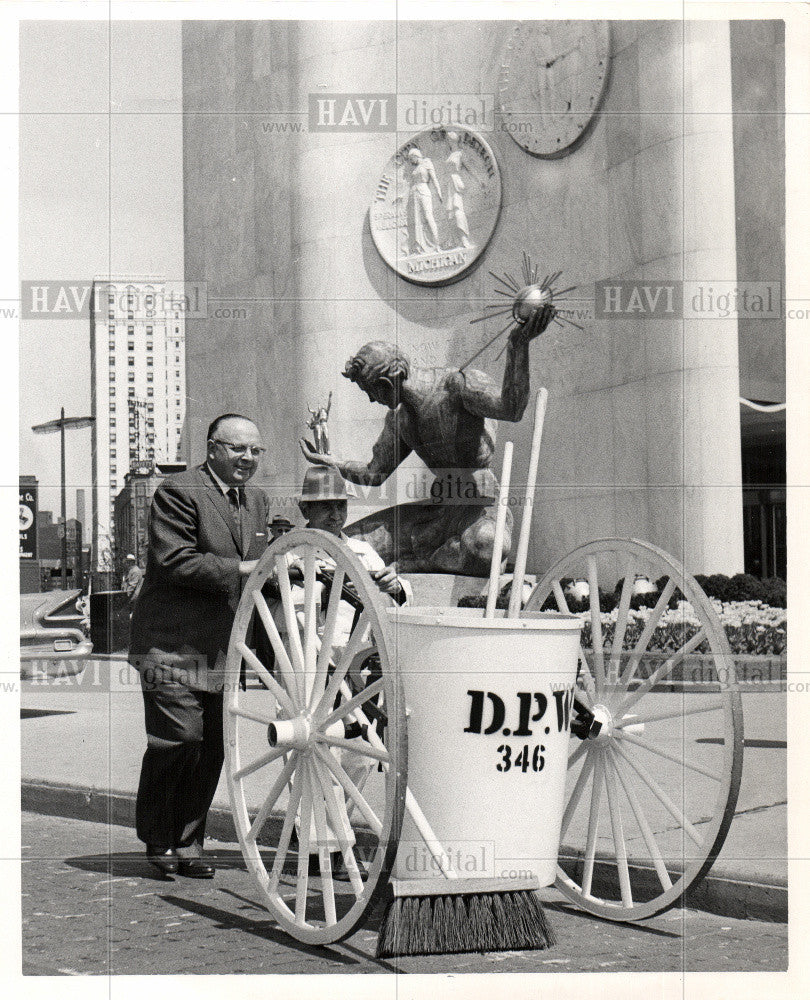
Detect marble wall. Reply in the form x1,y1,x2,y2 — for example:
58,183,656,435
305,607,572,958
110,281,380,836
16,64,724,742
182,19,759,576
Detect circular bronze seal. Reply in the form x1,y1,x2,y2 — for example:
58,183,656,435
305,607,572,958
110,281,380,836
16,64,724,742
369,127,502,287
499,21,611,159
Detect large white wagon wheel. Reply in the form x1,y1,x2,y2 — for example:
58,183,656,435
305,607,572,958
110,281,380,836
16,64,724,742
223,528,407,945
524,538,743,921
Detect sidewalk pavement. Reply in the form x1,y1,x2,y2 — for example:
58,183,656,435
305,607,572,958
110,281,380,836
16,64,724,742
19,655,787,924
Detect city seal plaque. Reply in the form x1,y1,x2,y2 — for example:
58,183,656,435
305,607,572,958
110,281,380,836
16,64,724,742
369,127,502,287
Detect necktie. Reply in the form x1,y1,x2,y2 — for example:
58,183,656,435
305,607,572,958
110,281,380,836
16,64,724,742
227,487,243,546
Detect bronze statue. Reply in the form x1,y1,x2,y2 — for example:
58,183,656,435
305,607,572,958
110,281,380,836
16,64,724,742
299,305,555,575
306,391,332,455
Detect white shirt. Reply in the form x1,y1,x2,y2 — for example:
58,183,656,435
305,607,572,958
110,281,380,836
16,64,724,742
271,532,411,650
205,462,232,496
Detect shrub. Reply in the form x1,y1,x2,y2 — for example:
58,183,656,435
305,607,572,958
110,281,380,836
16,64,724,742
694,572,785,606
760,577,787,608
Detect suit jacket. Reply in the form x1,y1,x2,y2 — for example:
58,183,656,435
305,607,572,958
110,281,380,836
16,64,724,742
130,464,270,681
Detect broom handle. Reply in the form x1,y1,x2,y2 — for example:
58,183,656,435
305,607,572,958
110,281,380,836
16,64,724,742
337,679,459,880
485,441,513,619
406,789,458,880
508,388,548,618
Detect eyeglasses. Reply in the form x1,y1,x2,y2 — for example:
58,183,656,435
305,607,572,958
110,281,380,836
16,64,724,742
212,439,266,458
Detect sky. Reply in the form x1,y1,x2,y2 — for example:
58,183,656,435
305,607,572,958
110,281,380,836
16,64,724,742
18,19,183,520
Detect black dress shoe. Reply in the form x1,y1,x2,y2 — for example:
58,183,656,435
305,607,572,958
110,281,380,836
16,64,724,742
146,846,178,876
331,852,367,882
177,858,215,879
306,853,366,880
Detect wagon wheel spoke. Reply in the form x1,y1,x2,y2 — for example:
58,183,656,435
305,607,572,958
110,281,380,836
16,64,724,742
247,751,300,843
321,678,385,729
610,746,673,892
613,729,722,782
310,567,346,711
609,556,635,684
228,704,274,726
582,749,605,897
312,613,370,723
568,740,589,769
311,753,366,898
338,680,389,758
237,641,296,717
616,696,726,727
301,548,320,701
314,743,384,836
315,732,390,765
586,556,606,695
616,579,677,694
616,629,707,718
559,751,596,840
268,764,304,896
252,591,301,710
275,554,307,704
295,764,314,926
551,580,596,702
603,748,633,907
306,757,338,924
611,741,703,845
233,746,288,783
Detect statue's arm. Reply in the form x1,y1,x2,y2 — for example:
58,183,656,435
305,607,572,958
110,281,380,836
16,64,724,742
338,409,411,486
456,333,531,422
456,303,555,422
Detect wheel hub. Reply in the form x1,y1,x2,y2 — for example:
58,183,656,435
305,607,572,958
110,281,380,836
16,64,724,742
589,703,614,743
268,714,312,750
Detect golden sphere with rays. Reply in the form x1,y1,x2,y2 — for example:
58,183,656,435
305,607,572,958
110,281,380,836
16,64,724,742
512,284,554,325
461,254,583,373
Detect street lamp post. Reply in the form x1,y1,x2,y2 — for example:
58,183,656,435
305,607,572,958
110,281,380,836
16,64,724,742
32,408,95,590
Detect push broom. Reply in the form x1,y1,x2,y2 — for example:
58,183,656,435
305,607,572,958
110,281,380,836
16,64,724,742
377,400,557,957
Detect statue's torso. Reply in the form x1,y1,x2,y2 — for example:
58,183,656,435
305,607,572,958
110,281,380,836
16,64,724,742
397,369,497,487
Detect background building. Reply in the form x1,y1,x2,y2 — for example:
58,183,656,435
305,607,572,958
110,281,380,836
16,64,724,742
35,511,84,591
89,277,187,570
113,462,186,577
180,19,785,579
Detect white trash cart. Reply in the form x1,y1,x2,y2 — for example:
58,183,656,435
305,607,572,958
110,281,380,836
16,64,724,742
223,529,742,942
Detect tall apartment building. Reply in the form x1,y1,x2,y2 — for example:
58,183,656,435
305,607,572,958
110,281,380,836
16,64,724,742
90,277,186,570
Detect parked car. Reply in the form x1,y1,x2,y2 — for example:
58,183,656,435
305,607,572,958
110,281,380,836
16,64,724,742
20,588,92,679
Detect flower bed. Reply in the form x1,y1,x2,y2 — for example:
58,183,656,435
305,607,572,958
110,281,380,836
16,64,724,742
458,592,787,657
576,600,786,657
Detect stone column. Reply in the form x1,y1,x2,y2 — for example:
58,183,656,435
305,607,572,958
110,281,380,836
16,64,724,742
680,20,744,574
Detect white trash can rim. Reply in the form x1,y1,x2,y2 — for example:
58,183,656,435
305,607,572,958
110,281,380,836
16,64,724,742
386,605,582,632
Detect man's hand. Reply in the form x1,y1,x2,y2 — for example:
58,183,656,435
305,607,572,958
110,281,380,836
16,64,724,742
239,560,259,576
299,438,338,467
371,565,404,598
511,301,557,344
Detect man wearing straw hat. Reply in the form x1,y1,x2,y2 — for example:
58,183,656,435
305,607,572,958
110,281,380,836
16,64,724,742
296,464,410,606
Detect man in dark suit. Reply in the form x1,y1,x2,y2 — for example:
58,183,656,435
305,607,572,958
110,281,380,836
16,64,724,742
130,413,269,878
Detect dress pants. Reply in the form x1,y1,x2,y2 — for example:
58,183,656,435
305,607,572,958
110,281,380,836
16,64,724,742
135,667,224,858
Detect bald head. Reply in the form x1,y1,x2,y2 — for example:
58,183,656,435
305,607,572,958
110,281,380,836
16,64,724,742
206,414,264,485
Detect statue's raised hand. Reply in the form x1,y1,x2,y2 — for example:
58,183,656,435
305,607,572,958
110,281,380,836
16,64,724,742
299,438,338,467
512,301,557,344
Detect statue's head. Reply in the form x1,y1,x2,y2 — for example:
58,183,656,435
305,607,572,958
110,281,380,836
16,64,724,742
408,147,423,164
343,341,410,408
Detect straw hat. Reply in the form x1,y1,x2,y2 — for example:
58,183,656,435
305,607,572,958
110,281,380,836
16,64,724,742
299,464,356,502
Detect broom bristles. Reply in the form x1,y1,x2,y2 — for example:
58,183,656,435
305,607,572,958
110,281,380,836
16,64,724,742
376,888,555,959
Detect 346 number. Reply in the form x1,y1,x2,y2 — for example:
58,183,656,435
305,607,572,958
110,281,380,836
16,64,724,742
496,743,545,773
